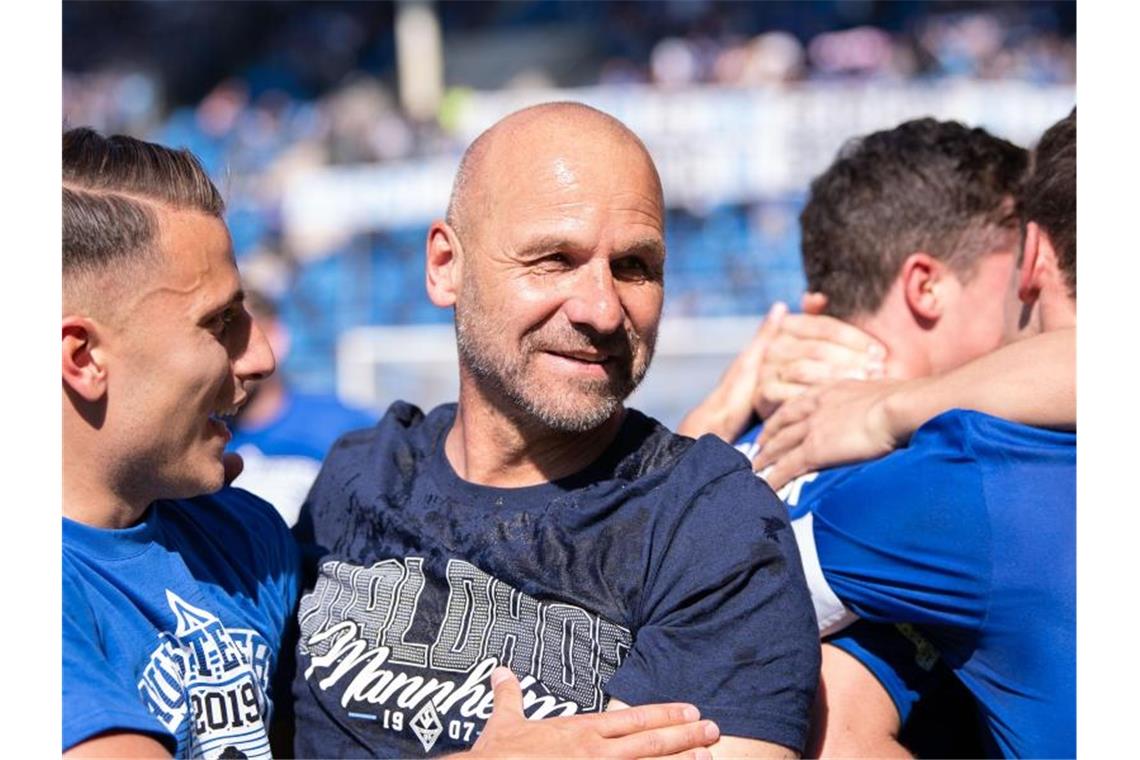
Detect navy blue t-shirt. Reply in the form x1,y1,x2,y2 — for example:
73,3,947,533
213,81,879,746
801,411,1075,757
291,402,820,757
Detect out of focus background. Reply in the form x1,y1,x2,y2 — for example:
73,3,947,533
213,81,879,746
63,0,1075,428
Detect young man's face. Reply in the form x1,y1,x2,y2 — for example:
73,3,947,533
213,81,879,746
106,208,275,500
453,135,665,432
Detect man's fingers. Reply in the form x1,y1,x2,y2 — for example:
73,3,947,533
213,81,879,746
606,719,720,758
487,667,524,721
780,358,876,386
768,336,883,373
778,313,887,357
753,379,813,420
758,301,788,341
753,420,808,472
223,452,244,486
760,451,806,491
757,394,815,448
594,703,702,738
729,301,788,372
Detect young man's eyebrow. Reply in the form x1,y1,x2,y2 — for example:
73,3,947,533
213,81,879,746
199,289,246,322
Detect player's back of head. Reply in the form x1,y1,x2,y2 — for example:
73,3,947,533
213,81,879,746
1021,109,1076,297
801,118,1028,319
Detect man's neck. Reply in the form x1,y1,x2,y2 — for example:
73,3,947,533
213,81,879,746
62,457,152,529
848,309,931,380
63,397,159,528
445,385,625,488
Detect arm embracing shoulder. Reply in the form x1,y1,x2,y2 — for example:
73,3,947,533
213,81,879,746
885,328,1075,444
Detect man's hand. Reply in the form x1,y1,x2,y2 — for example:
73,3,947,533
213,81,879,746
753,379,906,490
677,302,787,441
751,294,887,421
223,451,244,486
465,667,719,759
677,295,888,445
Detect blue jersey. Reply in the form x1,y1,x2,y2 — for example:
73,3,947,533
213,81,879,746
63,488,300,757
292,402,820,757
801,410,1075,757
735,422,859,634
228,392,375,526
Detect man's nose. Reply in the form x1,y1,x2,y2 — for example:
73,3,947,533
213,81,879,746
236,316,277,383
562,261,623,334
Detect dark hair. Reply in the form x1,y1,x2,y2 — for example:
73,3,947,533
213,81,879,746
62,127,224,280
800,118,1029,319
1021,108,1076,296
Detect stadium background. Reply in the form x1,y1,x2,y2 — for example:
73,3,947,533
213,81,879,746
62,0,1075,427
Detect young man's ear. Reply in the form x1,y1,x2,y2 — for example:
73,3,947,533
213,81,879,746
62,317,108,402
425,221,464,308
1017,221,1055,305
900,252,946,324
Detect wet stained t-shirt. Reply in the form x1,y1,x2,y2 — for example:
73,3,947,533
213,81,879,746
291,401,819,757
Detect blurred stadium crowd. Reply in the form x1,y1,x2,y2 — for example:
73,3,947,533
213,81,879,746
63,1,1075,400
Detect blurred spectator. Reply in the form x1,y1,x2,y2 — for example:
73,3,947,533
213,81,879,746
62,0,1074,399
227,290,375,526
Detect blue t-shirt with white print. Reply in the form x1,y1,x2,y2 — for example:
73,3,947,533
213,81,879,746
740,411,1076,757
63,487,300,758
291,401,820,757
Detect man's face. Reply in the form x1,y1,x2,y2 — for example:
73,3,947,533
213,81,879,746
107,209,275,499
454,139,665,432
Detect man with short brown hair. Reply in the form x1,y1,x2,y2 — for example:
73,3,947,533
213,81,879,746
62,127,290,758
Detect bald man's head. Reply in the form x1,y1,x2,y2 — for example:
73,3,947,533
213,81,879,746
445,102,663,247
428,101,667,433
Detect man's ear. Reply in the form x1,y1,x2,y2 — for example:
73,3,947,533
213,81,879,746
1017,221,1053,305
425,221,464,308
900,252,945,324
62,316,108,402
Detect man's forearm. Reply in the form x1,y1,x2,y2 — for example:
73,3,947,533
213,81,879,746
883,328,1075,444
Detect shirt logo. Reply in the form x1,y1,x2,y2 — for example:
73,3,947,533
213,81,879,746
410,702,444,752
136,591,274,759
298,558,632,753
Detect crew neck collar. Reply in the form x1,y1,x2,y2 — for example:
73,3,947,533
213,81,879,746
62,503,163,560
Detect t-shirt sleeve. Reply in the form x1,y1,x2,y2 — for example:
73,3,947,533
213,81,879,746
810,431,993,631
825,620,945,725
62,573,175,753
605,464,820,753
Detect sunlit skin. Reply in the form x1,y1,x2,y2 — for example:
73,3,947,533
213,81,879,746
847,246,1018,381
62,207,275,528
427,105,666,486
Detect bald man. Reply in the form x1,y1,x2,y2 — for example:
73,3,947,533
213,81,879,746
290,102,819,758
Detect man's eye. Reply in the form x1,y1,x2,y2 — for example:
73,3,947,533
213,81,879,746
535,253,571,270
210,307,238,336
613,257,653,280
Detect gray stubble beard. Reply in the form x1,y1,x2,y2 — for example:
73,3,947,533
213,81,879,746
454,307,655,434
